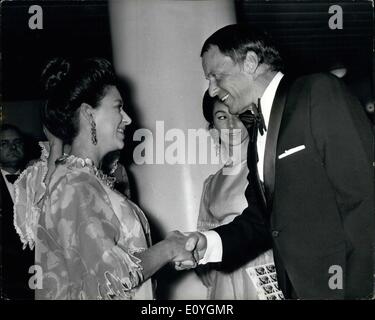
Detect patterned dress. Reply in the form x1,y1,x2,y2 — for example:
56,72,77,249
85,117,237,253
197,159,274,300
15,151,153,300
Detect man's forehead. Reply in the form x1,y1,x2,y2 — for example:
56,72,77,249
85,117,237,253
0,129,22,140
202,45,236,74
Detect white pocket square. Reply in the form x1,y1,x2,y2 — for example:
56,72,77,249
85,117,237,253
278,145,306,159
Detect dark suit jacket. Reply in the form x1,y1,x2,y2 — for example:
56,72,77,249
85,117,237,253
1,172,34,300
214,73,374,299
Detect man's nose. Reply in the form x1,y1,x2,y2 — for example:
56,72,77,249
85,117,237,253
208,78,219,97
10,142,18,150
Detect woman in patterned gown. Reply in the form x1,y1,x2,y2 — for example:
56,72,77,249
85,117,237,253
196,91,274,299
13,58,192,300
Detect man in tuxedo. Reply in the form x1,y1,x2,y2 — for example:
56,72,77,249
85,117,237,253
179,25,374,299
0,124,34,299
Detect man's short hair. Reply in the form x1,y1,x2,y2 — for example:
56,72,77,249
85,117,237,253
201,24,284,72
0,123,23,137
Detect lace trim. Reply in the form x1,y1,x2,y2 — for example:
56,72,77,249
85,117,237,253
13,168,31,250
39,141,50,162
13,151,48,250
124,248,146,290
57,154,116,189
96,247,146,300
128,247,147,258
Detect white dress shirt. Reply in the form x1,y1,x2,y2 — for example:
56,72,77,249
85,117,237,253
200,72,284,264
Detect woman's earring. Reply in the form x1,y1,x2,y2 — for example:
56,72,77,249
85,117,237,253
90,119,97,145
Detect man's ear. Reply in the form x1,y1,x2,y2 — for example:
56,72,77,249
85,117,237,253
243,51,260,74
80,103,95,123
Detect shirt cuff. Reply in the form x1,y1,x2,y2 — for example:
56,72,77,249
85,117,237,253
199,230,223,264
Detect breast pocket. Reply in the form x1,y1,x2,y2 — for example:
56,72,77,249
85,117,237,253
278,145,306,160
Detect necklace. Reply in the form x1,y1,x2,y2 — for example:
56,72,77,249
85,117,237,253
56,154,116,189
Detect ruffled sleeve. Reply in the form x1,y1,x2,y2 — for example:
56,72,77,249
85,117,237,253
36,169,147,300
13,141,49,250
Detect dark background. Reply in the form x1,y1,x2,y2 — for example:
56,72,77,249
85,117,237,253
1,0,373,143
1,0,374,299
1,0,373,103
1,0,372,168
1,0,113,101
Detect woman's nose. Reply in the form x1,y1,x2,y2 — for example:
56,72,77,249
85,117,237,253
121,110,132,125
228,116,235,129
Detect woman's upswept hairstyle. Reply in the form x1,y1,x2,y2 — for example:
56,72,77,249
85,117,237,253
201,24,284,72
41,57,117,144
202,90,216,129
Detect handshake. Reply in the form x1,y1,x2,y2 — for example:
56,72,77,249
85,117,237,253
165,231,208,270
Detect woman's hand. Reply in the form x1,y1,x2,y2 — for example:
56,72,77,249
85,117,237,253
165,231,197,267
134,230,197,281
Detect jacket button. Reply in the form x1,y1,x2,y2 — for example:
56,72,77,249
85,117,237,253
272,230,280,238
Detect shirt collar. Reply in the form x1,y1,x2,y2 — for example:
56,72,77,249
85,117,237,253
1,168,20,175
260,71,284,127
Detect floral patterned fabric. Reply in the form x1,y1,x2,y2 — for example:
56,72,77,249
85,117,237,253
33,155,153,300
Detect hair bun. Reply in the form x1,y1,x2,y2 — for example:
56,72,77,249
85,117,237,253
41,58,71,94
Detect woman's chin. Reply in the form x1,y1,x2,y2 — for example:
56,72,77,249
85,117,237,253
116,140,125,150
103,142,124,155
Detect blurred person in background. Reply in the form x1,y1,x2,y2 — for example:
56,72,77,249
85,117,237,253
0,124,34,300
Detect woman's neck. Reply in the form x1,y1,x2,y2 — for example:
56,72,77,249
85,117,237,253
70,136,101,167
222,137,249,165
231,138,249,162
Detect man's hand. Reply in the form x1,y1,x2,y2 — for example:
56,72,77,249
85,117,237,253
174,232,207,271
165,231,196,268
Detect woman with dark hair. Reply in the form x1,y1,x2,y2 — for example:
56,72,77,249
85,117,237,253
14,58,192,300
196,91,274,299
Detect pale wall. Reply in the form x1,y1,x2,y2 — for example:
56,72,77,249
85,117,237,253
109,0,236,299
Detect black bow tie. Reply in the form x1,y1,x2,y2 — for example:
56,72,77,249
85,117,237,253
239,98,267,142
5,174,19,184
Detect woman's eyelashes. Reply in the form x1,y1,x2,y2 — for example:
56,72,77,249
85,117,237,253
215,111,227,121
114,103,123,111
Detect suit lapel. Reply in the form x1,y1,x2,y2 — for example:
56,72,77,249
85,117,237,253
263,75,291,212
0,172,13,208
